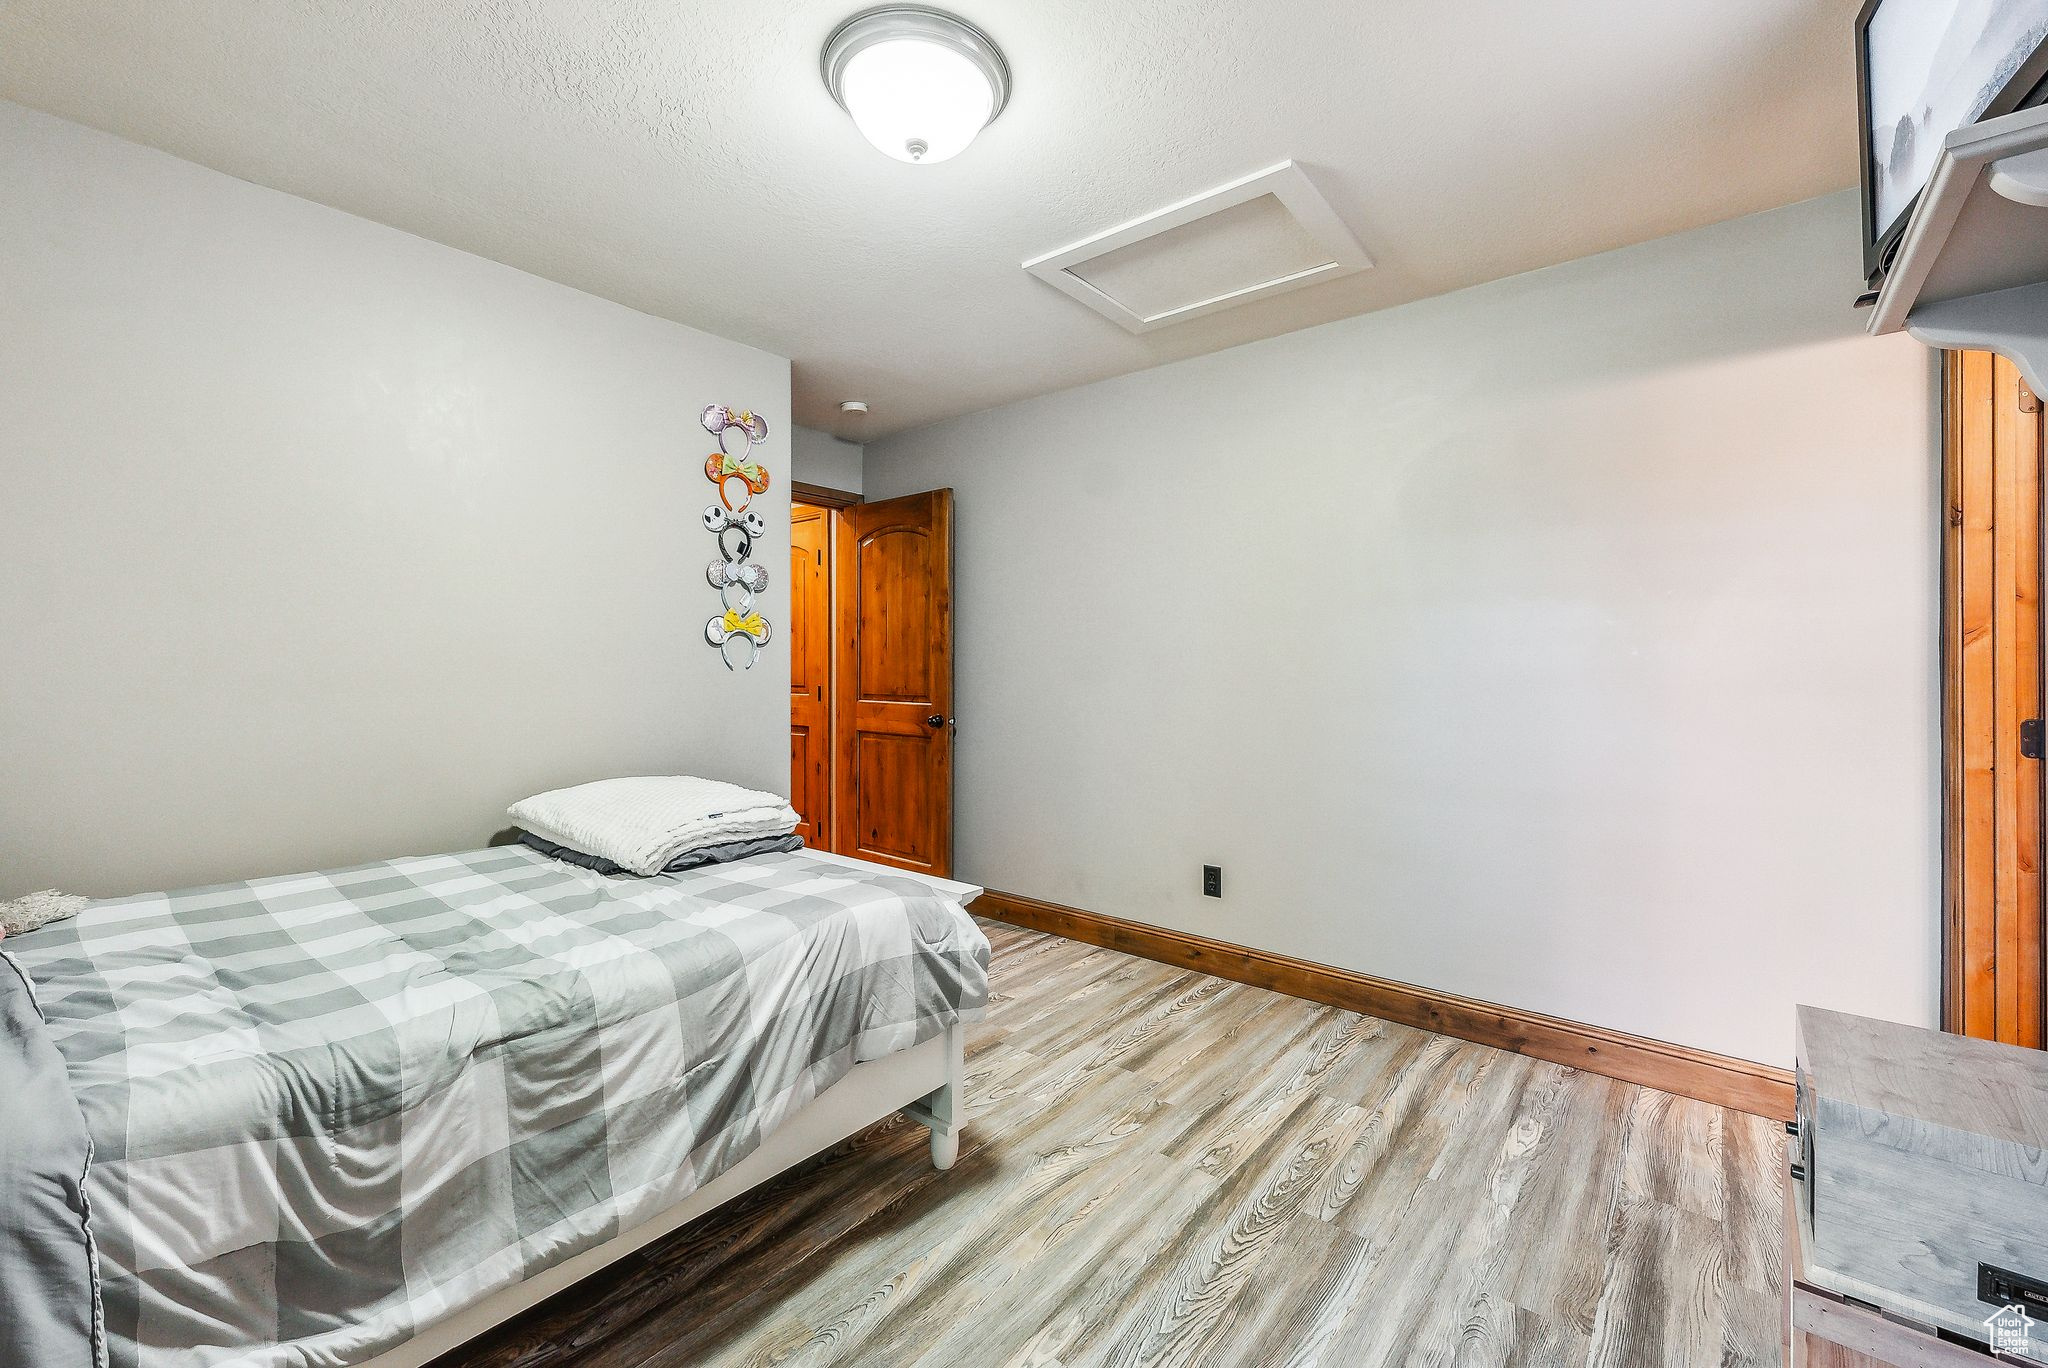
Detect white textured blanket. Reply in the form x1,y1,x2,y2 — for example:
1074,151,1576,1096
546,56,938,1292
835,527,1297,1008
509,774,799,875
0,889,88,938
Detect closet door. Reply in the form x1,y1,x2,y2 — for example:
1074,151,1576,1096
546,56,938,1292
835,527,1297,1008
1944,350,2045,1047
832,489,953,877
789,502,834,848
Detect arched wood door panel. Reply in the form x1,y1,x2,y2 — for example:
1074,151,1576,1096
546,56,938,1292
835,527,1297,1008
855,527,934,701
832,490,953,876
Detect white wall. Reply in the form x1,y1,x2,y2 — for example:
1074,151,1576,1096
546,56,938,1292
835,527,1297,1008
791,425,864,495
0,103,791,897
868,191,1940,1067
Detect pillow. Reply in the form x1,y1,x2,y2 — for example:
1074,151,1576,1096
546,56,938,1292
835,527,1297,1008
508,775,799,876
518,830,804,875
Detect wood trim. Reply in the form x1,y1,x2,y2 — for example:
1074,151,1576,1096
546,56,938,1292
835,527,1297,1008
975,888,1795,1119
788,502,835,850
792,480,862,508
1942,349,1970,1037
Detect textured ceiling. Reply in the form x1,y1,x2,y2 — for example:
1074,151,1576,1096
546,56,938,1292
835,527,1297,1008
0,0,1863,438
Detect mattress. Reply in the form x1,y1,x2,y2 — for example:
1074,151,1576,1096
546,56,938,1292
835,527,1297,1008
2,845,989,1368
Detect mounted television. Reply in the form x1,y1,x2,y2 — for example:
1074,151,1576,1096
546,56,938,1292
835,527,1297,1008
1857,0,2048,285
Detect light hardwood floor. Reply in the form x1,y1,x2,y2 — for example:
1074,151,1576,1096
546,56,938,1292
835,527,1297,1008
441,918,1787,1368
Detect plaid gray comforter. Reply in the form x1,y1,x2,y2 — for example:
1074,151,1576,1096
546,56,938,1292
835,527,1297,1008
4,845,989,1368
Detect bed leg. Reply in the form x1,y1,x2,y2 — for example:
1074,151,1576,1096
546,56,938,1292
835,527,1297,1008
905,1022,964,1171
930,1118,959,1170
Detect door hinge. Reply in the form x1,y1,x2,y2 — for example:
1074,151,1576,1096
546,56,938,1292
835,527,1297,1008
2021,381,2042,414
2023,719,2044,760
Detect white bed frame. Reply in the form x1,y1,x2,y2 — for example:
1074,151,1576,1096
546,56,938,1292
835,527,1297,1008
362,855,982,1368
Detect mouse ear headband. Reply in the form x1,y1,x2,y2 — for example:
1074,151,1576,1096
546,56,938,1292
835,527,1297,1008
701,405,769,444
704,451,771,511
707,558,770,593
701,506,767,539
704,605,771,671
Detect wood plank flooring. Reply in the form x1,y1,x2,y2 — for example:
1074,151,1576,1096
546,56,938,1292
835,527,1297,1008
439,919,1787,1368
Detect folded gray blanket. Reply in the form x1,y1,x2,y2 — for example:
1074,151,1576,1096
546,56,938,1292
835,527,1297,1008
516,829,803,874
0,952,100,1368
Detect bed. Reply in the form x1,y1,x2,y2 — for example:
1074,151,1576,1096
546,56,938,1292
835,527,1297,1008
0,842,989,1368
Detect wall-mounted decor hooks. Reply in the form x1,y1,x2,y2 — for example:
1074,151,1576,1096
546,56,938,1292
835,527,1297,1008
701,405,771,670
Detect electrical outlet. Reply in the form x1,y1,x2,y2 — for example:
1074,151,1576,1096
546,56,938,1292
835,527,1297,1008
1202,865,1222,898
1979,1262,2048,1316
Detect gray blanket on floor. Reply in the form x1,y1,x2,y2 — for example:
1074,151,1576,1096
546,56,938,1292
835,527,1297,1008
6,845,988,1368
0,951,102,1368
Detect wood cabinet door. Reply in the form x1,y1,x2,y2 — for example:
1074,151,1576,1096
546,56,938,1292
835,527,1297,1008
789,502,833,849
832,489,953,876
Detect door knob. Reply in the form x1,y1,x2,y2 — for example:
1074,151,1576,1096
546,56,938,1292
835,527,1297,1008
926,714,946,728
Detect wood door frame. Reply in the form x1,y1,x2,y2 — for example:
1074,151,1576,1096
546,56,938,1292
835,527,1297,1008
792,481,862,509
790,500,838,850
1941,349,2046,1047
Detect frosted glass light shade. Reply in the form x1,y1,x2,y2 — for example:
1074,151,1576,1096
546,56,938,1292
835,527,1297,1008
823,8,1010,165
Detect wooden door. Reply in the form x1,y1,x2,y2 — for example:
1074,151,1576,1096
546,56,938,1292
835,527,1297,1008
832,489,954,876
789,502,834,848
1943,350,2045,1047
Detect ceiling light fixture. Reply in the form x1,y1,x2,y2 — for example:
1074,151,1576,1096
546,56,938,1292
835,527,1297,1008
822,7,1009,165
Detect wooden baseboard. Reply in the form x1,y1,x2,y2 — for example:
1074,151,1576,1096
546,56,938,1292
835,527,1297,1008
974,889,1794,1120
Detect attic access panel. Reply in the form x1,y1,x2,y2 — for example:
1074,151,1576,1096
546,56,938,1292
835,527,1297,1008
1023,161,1371,334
